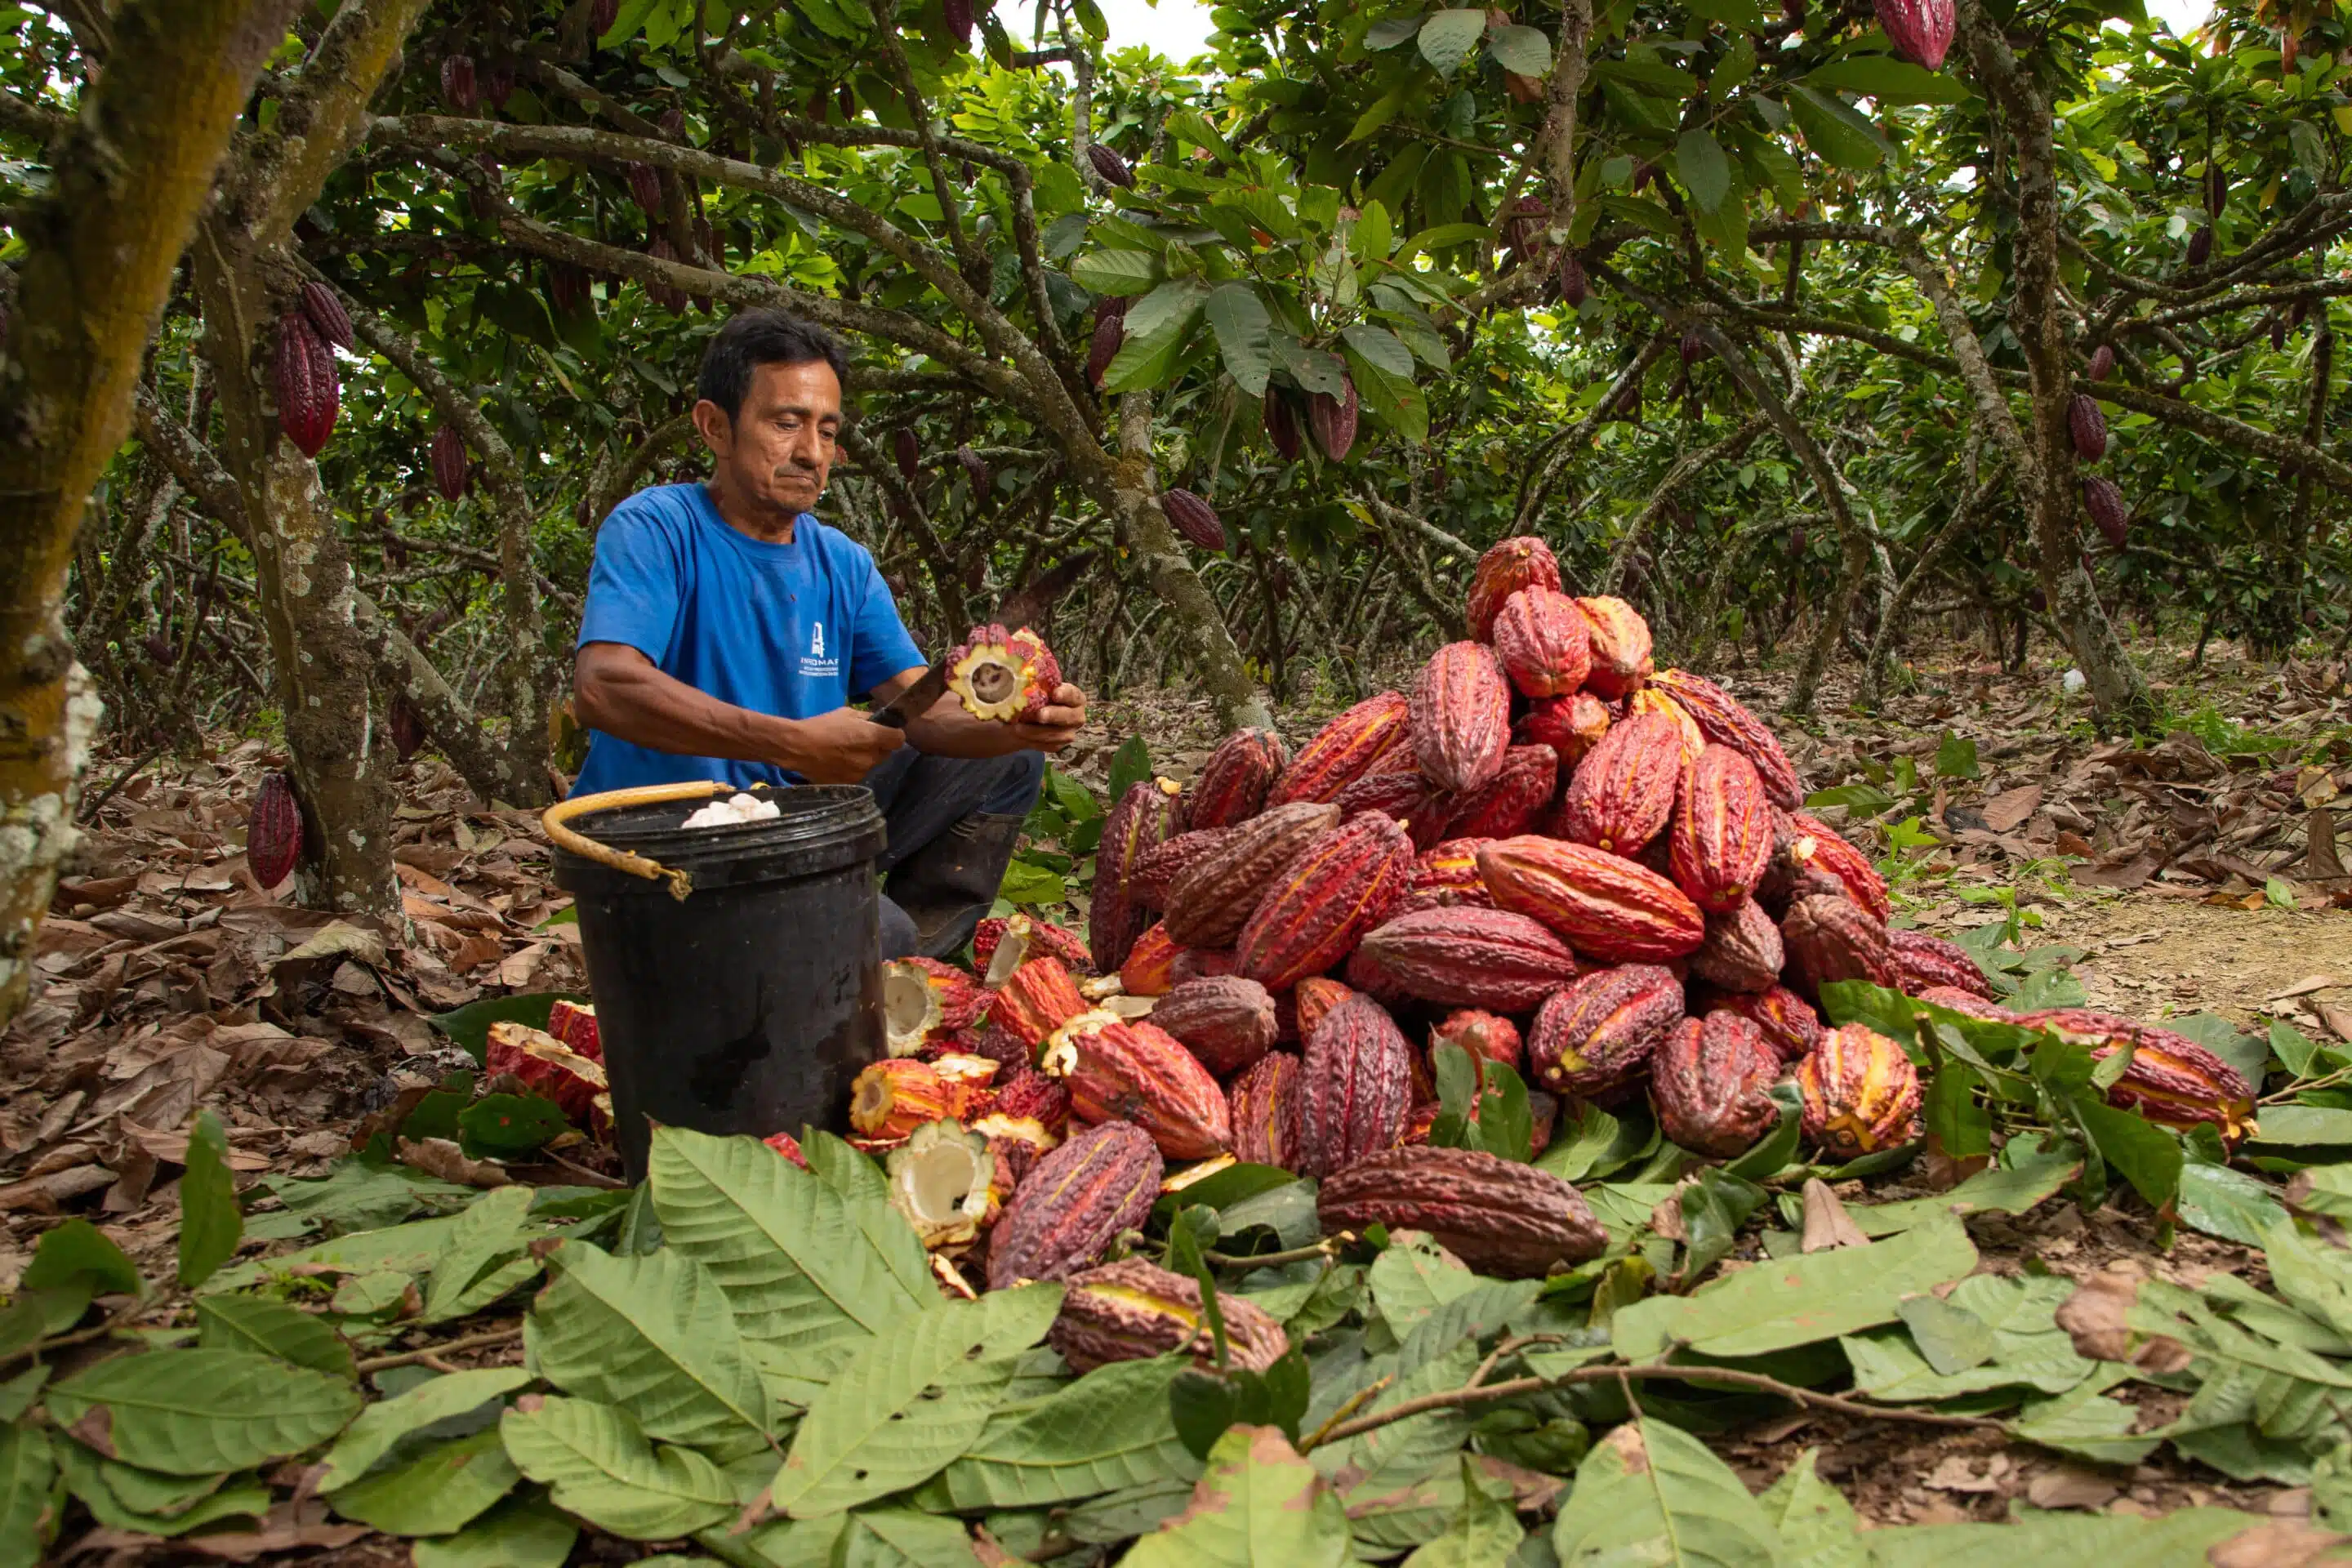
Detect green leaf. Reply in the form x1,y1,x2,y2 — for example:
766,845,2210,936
1612,1214,1976,1361
1071,247,1164,297
1476,1060,1535,1164
1805,55,1967,104
500,1396,734,1540
318,1367,532,1490
47,1349,362,1476
0,1425,59,1568
2178,1162,2288,1246
1107,737,1155,812
1863,1507,2271,1566
1205,283,1274,398
1788,86,1891,169
423,1184,540,1325
1353,200,1394,265
1931,731,1980,779
193,1296,355,1379
1756,1447,1865,1567
998,858,1071,906
177,1110,242,1290
769,1284,1063,1518
1344,341,1429,444
1428,1041,1479,1151
1552,1419,1782,1565
1486,22,1552,75
51,1440,270,1537
1849,1141,2081,1234
1897,1294,1998,1376
458,1094,570,1159
2068,1098,2182,1211
2007,1370,2161,1465
648,1126,929,1352
1417,9,1488,75
2252,1105,2352,1147
326,1426,519,1535
24,1216,143,1299
1803,782,1895,813
1339,322,1414,381
1673,130,1733,213
1124,1424,1354,1567
411,1494,581,1568
1404,1454,1526,1565
1103,280,1208,394
429,992,568,1065
933,1356,1201,1508
525,1240,773,1453
1369,1233,1480,1339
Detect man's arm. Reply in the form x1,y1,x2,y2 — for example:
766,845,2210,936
874,666,1089,759
573,642,904,784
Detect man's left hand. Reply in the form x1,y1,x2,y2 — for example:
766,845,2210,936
1011,683,1088,751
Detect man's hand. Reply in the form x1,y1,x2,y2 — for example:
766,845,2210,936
1010,683,1089,753
786,706,906,782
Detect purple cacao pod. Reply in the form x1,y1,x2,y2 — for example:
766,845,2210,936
298,280,354,350
2082,476,2130,550
2088,344,2114,382
1307,377,1359,462
441,54,478,113
430,424,469,502
1874,0,1953,69
1161,488,1227,552
1088,142,1135,189
2068,393,2107,461
274,312,339,458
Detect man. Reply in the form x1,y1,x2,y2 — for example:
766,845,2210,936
570,308,1088,959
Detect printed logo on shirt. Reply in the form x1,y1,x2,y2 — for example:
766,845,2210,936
800,618,840,681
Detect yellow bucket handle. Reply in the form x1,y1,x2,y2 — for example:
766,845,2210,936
540,780,758,901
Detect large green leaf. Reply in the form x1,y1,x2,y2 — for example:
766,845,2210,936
500,1396,734,1540
648,1125,930,1351
734,1507,984,1566
327,1426,519,1535
1402,1455,1525,1566
428,991,570,1063
1846,1141,2081,1234
423,1183,538,1324
1552,1419,1781,1564
1673,130,1733,213
1788,86,1890,170
525,1240,773,1454
1804,55,1968,104
1103,278,1208,394
1756,1448,1864,1567
51,1438,270,1537
0,1425,59,1568
1123,1424,1355,1567
193,1295,356,1379
1205,282,1274,396
931,1356,1201,1508
319,1367,533,1490
1367,1232,1479,1339
768,1283,1063,1518
1612,1214,1976,1361
411,1494,581,1568
1864,1504,2259,1564
1486,23,1552,75
178,1109,242,1290
1416,8,1486,74
47,1349,362,1476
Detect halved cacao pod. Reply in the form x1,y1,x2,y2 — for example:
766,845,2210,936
485,1021,608,1125
987,1120,1163,1289
1187,727,1290,831
947,624,1062,724
987,956,1089,1051
974,913,1093,978
1318,1146,1606,1277
1041,1012,1231,1160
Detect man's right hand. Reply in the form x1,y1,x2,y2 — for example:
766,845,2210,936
786,706,906,783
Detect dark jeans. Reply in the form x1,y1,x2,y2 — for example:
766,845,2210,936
862,747,1045,959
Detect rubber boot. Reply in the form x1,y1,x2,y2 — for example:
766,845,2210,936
883,811,1027,960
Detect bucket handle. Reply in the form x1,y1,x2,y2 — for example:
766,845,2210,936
541,781,740,901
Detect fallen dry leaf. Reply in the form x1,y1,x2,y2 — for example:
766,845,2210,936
395,1136,510,1187
2052,1264,2192,1374
1800,1178,1869,1252
2025,1464,2121,1511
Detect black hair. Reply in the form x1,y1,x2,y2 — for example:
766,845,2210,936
696,308,849,421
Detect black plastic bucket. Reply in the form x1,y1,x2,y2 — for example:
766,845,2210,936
550,784,888,1181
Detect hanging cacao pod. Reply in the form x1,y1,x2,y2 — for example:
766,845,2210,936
547,263,592,316
956,443,990,494
893,427,920,481
1307,377,1359,461
2088,343,2114,382
248,772,304,889
1161,488,1227,552
1873,0,1953,69
298,280,354,350
390,695,428,761
1679,328,1706,364
590,0,620,36
1502,195,1548,270
945,0,974,47
274,312,339,457
1088,141,1135,188
1557,250,1589,309
2186,225,2213,266
626,162,662,216
480,56,517,111
430,424,469,502
2068,393,2107,461
2082,476,2130,549
1263,388,1303,460
1086,314,1124,389
441,54,478,113
840,84,858,121
2205,161,2228,217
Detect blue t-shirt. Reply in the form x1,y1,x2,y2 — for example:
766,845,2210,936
569,483,924,796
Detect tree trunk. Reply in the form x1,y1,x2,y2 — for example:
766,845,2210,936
0,0,301,1028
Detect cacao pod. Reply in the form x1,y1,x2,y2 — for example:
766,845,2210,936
1680,328,1706,365
1162,488,1227,552
1669,745,1775,914
1797,1024,1922,1157
1334,768,1451,851
1127,829,1227,910
1318,1146,1606,1277
2083,476,2130,550
1187,727,1290,830
1465,536,1564,644
1652,1013,1782,1157
1628,688,1705,769
274,312,339,457
1480,835,1704,962
591,0,620,35
1446,744,1557,842
298,280,354,350
1781,893,1899,1001
1710,984,1824,1062
485,1022,608,1126
1690,897,1784,994
1237,812,1414,991
1874,0,1953,69
1267,692,1410,808
2089,344,2115,382
1164,800,1338,949
1646,669,1803,810
547,263,593,317
1491,586,1592,697
956,444,990,494
1041,1012,1231,1159
1526,963,1683,1098
1088,141,1135,188
987,956,1089,1051
481,56,517,111
2187,224,2214,266
441,53,479,112
884,956,990,1054
764,1129,810,1169
944,0,974,47
1263,388,1304,461
1228,1053,1303,1168
1410,641,1512,794
894,426,920,481
430,423,469,502
987,1120,1163,1288
1914,986,2016,1022
1307,378,1359,461
1501,194,1549,269
1888,927,1993,1000
947,623,1062,724
1786,812,1891,920
1557,250,1589,309
1092,776,1184,970
1292,977,1354,1040
1086,314,1124,389
974,913,1093,979
1347,907,1580,1013
1119,921,1183,997
2018,1008,2256,1142
546,1000,601,1063
644,234,688,310
1297,993,1413,1179
2068,393,2108,462
1575,596,1654,698
248,771,304,888
1151,975,1279,1077
625,162,663,216
1170,947,1241,986
1393,837,1497,920
991,1068,1071,1138
1553,713,1682,858
1517,691,1611,768
1432,1009,1522,1072
851,1057,982,1143
1050,1258,1289,1374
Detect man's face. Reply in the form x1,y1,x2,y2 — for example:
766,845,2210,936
702,358,843,515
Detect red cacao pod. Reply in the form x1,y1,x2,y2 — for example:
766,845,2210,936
1410,641,1512,794
1526,963,1684,1098
1646,669,1803,810
1165,800,1338,950
298,280,354,350
1119,921,1183,997
1888,927,1993,1000
973,913,1092,978
1088,140,1135,188
1086,314,1124,390
2068,393,2108,461
894,426,920,481
1127,829,1227,911
1465,536,1564,644
1432,1009,1522,1072
1050,1258,1289,1374
481,56,517,110
248,771,304,888
1575,596,1654,698
1781,893,1899,1000
1318,1146,1606,1277
1229,1052,1303,1168
2089,344,2115,382
1263,388,1304,461
1187,728,1290,831
1557,250,1590,309
1307,378,1359,461
1874,0,1953,69
1517,691,1611,768
1446,744,1557,842
1151,975,1279,1077
430,423,469,502
485,1022,608,1126
1786,812,1891,921
1292,978,1354,1040
1653,1013,1782,1157
1238,812,1414,991
591,0,620,35
2083,476,2130,550
1267,692,1410,808
1711,984,1824,1062
1491,586,1592,697
1554,713,1682,858
1690,897,1784,994
1162,488,1227,552
2019,1008,2256,1142
987,956,1090,1051
1669,745,1775,913
1334,768,1451,852
1041,1012,1231,1159
274,313,339,457
944,0,975,48
1346,906,1580,1013
441,53,479,112
987,1120,1163,1288
1479,835,1705,963
1297,993,1413,1179
1797,1024,1922,1157
1394,838,1497,917
1091,776,1184,970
